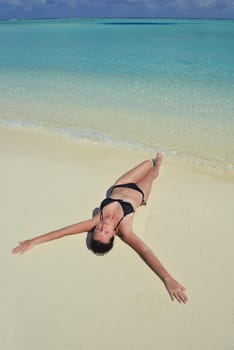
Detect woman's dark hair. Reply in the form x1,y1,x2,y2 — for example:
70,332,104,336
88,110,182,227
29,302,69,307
90,236,115,255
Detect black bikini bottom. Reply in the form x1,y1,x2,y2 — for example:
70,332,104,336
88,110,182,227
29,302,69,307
111,182,146,206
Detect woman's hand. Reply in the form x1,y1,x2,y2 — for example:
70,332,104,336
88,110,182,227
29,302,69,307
12,239,36,255
164,276,188,303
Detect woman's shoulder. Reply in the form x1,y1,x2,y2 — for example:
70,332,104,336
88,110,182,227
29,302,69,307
117,217,134,238
91,214,100,226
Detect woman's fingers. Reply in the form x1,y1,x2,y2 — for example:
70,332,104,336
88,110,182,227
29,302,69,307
12,240,32,255
12,246,22,254
165,278,188,304
12,246,20,254
173,292,182,303
169,291,174,302
172,289,188,304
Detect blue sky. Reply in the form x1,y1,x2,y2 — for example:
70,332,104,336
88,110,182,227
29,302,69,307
0,0,234,19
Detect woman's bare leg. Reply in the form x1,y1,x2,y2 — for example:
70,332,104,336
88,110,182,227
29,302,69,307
137,152,163,202
114,159,154,185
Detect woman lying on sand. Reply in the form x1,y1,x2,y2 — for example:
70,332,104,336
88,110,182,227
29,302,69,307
12,153,188,304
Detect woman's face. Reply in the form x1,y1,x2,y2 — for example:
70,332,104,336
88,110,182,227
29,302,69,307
93,219,114,243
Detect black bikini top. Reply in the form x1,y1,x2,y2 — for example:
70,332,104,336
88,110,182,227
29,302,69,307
99,183,146,230
100,197,135,230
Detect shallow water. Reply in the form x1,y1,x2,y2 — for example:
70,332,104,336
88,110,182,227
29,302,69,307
0,18,234,171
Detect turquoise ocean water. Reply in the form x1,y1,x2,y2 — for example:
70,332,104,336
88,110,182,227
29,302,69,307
0,18,234,171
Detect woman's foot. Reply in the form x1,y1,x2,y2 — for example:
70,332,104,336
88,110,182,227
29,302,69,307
152,152,163,177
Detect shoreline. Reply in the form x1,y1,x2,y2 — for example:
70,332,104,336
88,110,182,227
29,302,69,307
1,123,233,183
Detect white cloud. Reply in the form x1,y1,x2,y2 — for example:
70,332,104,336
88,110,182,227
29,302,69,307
0,0,21,5
173,0,234,9
0,0,233,12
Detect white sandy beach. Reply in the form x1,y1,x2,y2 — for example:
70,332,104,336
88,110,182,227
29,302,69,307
1,125,234,350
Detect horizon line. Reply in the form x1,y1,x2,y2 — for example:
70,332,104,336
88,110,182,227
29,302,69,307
1,16,234,21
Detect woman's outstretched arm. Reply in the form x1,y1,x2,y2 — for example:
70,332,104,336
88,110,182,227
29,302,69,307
119,230,188,303
12,215,99,255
